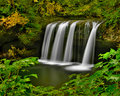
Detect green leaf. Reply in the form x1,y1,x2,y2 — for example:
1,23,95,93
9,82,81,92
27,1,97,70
0,64,5,69
109,75,120,81
29,74,38,78
110,49,116,55
101,92,109,96
24,74,38,79
24,78,30,82
103,52,110,59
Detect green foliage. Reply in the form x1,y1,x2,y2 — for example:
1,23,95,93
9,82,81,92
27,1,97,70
0,49,120,96
0,0,12,17
0,0,119,50
0,57,39,96
90,0,120,27
18,28,40,46
36,0,63,16
59,48,120,96
0,57,64,96
0,0,119,28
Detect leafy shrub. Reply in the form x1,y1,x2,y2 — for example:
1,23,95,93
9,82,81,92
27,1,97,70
0,11,29,29
37,0,63,16
0,57,39,96
60,48,120,96
0,57,65,96
0,0,13,17
0,45,34,59
0,49,120,96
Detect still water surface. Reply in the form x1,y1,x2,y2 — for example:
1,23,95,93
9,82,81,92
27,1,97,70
23,64,71,88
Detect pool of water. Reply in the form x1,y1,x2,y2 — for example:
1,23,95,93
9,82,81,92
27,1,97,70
22,64,71,88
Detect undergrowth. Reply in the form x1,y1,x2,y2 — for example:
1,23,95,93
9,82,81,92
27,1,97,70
0,49,120,96
60,48,120,96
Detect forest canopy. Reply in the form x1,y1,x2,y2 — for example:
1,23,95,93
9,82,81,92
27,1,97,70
0,0,120,26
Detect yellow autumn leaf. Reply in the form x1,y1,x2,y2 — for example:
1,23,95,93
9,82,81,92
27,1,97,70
0,11,29,29
34,0,38,3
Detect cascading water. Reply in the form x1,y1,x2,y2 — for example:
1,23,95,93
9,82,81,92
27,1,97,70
41,23,58,59
41,23,52,59
38,20,102,71
64,21,79,62
65,22,101,71
82,22,101,64
51,21,69,61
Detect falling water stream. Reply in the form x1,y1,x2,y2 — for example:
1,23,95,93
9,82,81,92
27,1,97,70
65,22,101,71
51,21,69,61
39,20,102,71
41,23,58,59
64,21,79,62
23,20,116,88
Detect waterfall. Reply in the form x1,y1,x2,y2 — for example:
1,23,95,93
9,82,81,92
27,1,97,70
64,21,79,62
41,23,58,59
82,22,101,64
38,21,102,71
41,23,52,59
65,22,101,71
50,21,69,61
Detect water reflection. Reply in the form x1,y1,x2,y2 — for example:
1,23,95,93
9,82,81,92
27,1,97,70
23,64,69,88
